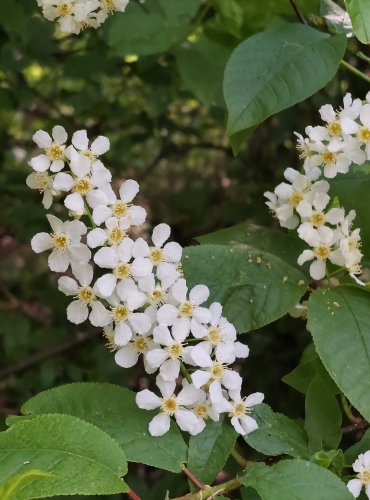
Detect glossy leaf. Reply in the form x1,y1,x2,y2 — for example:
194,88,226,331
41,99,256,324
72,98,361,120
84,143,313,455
344,0,370,43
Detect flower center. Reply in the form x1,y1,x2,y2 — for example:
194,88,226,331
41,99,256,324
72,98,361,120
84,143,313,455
359,470,370,485
289,192,303,207
194,403,209,419
207,326,221,345
78,286,95,304
327,121,341,136
112,201,128,218
166,342,182,359
179,301,193,318
313,245,330,260
114,263,131,280
52,233,70,251
103,326,118,352
102,0,116,11
310,211,325,227
210,362,224,380
322,151,336,164
35,172,50,191
113,305,129,322
359,127,370,144
150,247,163,265
108,227,126,245
161,396,178,416
231,402,246,418
57,3,71,16
46,144,64,160
74,177,92,195
150,288,164,305
133,336,149,353
83,150,96,161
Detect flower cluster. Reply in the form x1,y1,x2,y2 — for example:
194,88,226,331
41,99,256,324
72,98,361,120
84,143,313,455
347,451,370,499
36,0,129,34
27,126,263,437
265,93,365,284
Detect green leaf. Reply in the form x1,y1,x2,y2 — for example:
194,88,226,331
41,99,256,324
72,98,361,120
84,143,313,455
330,164,370,263
213,0,244,38
321,0,353,36
105,0,201,57
0,414,128,498
183,244,307,333
197,222,307,273
344,428,370,463
0,470,54,500
187,419,237,488
244,404,309,459
176,36,232,107
314,449,344,473
224,23,346,135
242,459,353,499
308,286,370,422
305,373,342,453
18,383,187,473
344,0,370,43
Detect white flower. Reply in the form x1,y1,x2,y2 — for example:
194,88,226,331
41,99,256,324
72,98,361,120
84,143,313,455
228,392,264,436
29,125,68,172
191,357,242,395
189,388,220,422
100,0,129,13
146,322,191,381
87,216,131,248
58,263,109,326
31,214,91,272
347,451,370,499
70,129,110,165
132,223,182,270
137,267,180,307
157,279,211,338
115,331,158,373
26,171,56,209
136,376,205,436
297,226,339,280
104,279,152,346
92,179,146,226
93,237,153,297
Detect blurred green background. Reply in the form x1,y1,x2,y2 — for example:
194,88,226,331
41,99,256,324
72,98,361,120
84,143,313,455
0,0,369,497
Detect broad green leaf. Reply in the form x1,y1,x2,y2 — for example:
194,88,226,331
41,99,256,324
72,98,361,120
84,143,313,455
197,222,306,273
187,419,237,488
344,428,370,463
0,470,54,500
183,244,307,333
224,23,346,135
176,36,232,107
283,344,338,395
330,165,370,263
242,459,353,499
244,404,309,459
0,414,128,498
305,373,342,453
105,0,201,57
344,0,370,43
19,383,187,473
321,0,353,36
308,286,370,422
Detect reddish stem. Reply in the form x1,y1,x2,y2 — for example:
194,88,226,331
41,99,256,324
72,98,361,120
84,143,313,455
128,489,142,500
181,464,206,490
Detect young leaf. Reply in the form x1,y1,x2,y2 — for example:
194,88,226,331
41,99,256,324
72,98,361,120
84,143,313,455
305,373,342,453
183,244,307,333
242,459,353,499
224,23,346,136
18,383,187,473
321,0,353,36
344,0,370,43
187,419,237,488
308,286,370,422
244,404,309,459
0,414,128,498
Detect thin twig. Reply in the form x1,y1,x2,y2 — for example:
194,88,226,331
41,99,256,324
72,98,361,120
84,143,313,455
230,447,250,468
181,465,207,490
342,421,369,434
128,489,142,500
171,477,241,500
289,0,307,24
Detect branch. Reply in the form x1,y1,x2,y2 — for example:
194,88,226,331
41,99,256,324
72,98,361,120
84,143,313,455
181,465,206,491
342,420,370,434
171,477,242,500
289,0,307,24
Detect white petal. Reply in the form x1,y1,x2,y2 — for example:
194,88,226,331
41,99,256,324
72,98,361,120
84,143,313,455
157,304,179,325
91,135,110,155
152,223,171,248
72,262,93,286
128,206,146,226
132,237,150,258
160,359,180,381
233,341,250,359
129,312,152,334
222,370,242,391
171,279,187,303
347,479,363,498
92,205,112,225
94,246,118,269
177,384,200,406
175,409,205,435
115,345,139,368
70,150,90,178
48,250,69,272
52,125,67,145
31,232,53,253
245,392,265,408
58,276,78,296
33,130,52,149
136,389,161,410
189,284,209,305
72,129,89,150
191,344,212,367
310,259,326,280
89,301,111,327
191,370,211,388
65,192,84,215
153,325,172,346
69,243,91,264
87,228,108,248
148,413,171,437
114,322,132,346
67,219,87,239
67,301,88,324
119,179,139,203
29,154,50,172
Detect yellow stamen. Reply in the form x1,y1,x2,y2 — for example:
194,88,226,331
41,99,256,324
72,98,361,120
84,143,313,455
161,396,178,416
52,233,70,251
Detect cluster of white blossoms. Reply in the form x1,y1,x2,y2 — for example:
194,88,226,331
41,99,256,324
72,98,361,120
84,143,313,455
347,451,370,499
36,0,129,34
265,93,366,283
27,126,264,437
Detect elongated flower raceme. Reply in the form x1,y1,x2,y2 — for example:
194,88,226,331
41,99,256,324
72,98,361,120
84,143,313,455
265,93,366,285
36,0,130,34
27,126,263,437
